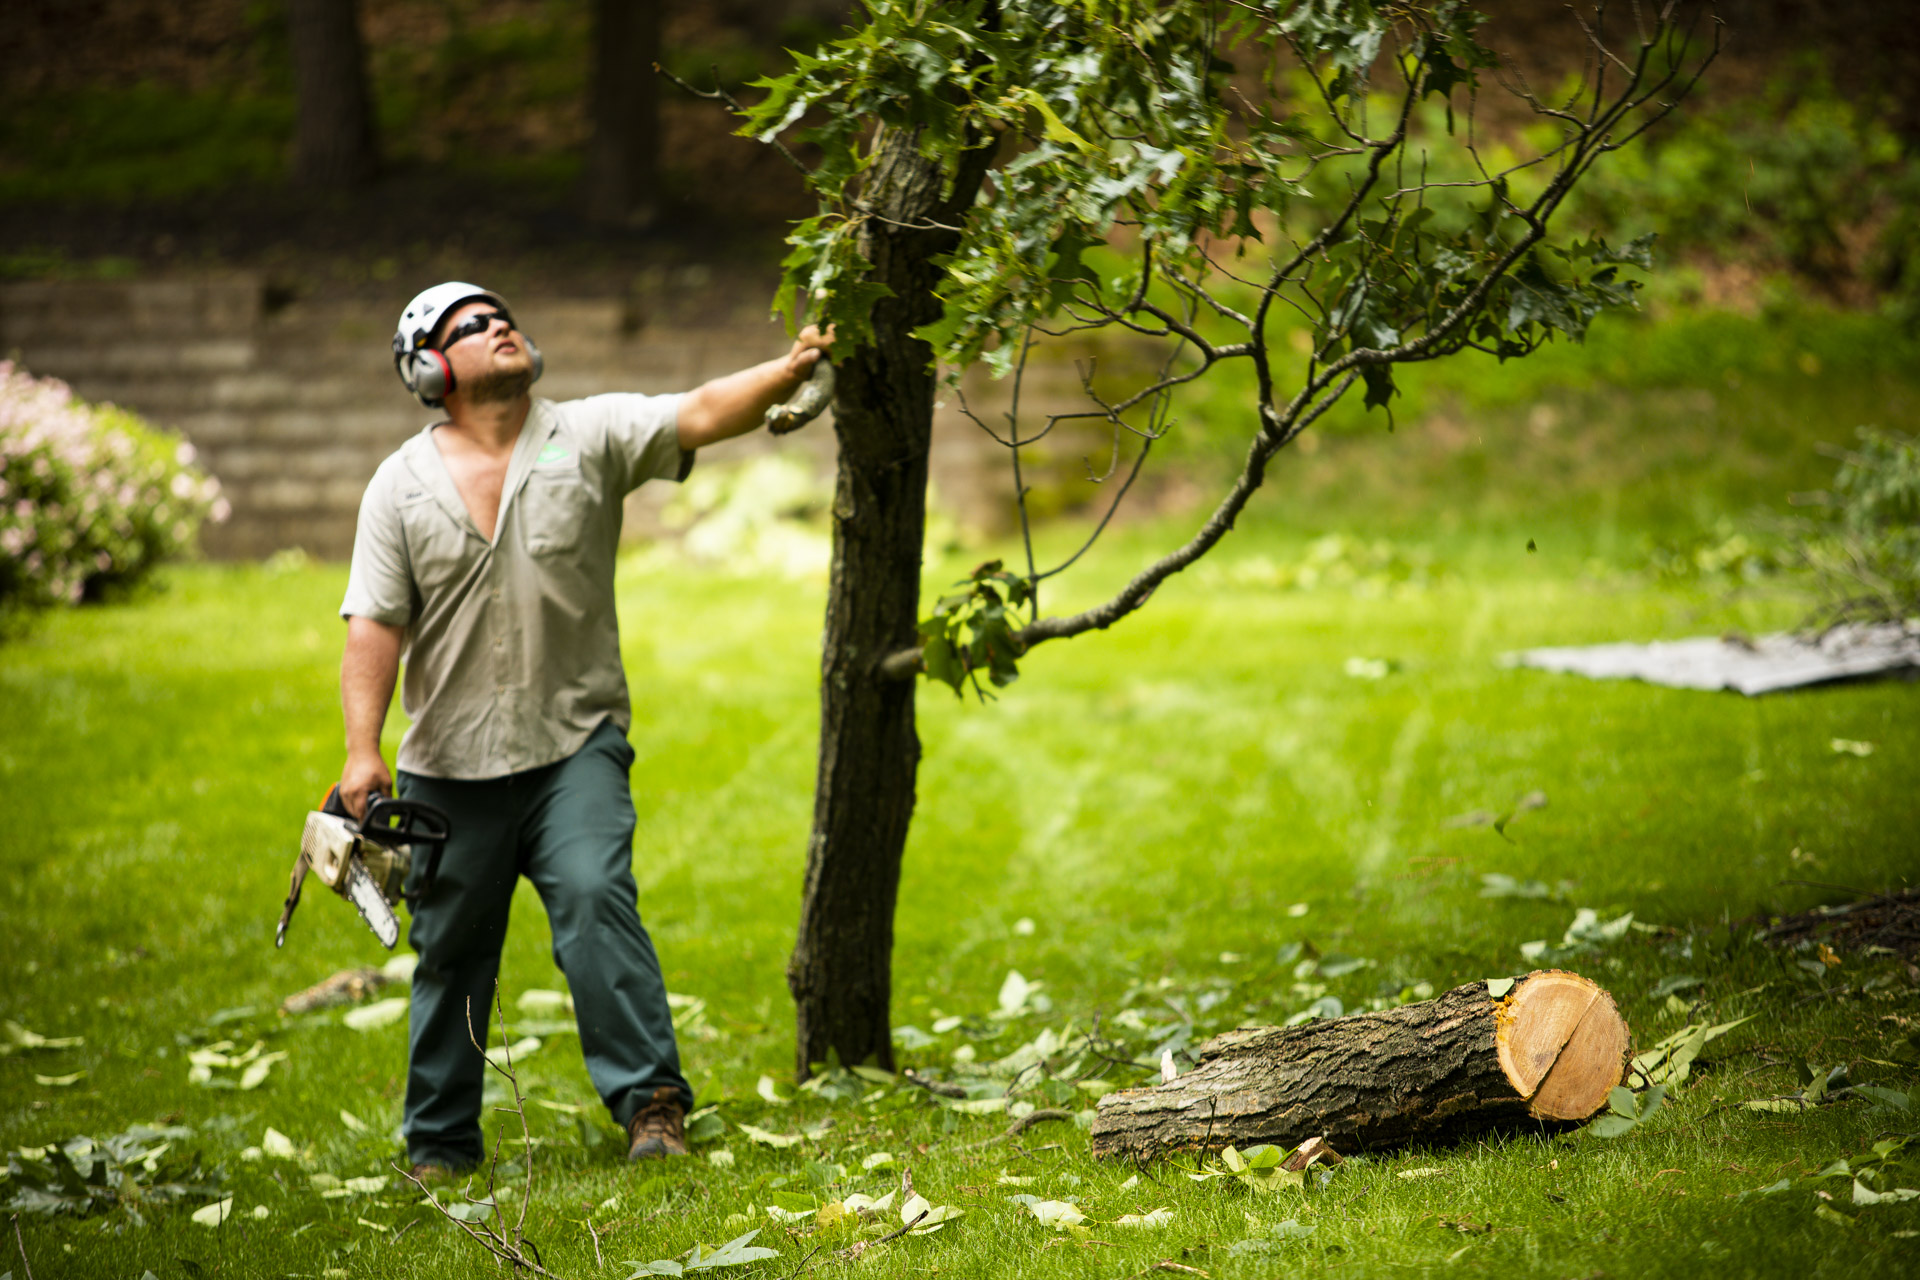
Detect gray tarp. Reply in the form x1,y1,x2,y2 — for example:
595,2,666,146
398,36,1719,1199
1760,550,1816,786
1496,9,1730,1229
1503,621,1920,696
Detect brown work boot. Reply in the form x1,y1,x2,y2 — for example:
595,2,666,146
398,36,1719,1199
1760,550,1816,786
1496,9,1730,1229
626,1087,688,1160
408,1161,455,1185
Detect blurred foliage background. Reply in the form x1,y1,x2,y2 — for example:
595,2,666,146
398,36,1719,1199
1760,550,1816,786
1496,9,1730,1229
0,0,1916,315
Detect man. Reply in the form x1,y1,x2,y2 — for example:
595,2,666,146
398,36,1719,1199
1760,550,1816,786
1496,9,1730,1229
338,281,830,1173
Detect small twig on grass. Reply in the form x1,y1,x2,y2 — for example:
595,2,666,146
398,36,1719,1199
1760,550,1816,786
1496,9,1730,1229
587,1216,605,1269
962,1107,1074,1150
395,985,555,1276
775,1244,822,1279
13,1212,35,1280
902,1068,967,1099
1121,1262,1211,1280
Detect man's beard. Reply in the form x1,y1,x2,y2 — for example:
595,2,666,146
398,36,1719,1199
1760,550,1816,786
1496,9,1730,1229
462,363,535,404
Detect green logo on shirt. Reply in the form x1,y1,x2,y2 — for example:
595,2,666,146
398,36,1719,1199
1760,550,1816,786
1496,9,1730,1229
536,445,572,465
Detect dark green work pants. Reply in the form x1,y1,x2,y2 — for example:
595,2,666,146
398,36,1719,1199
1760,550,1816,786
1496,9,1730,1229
397,718,690,1170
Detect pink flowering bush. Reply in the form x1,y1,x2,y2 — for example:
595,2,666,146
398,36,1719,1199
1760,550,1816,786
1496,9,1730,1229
0,361,228,619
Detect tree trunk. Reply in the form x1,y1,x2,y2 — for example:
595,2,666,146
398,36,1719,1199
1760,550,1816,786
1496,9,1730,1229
583,0,662,226
785,126,994,1079
1091,971,1632,1160
286,0,378,188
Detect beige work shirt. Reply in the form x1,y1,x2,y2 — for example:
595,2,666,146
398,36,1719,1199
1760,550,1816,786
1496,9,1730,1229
341,394,690,779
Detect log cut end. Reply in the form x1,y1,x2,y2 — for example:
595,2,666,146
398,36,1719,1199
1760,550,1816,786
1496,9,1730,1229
1089,970,1632,1161
1494,969,1631,1121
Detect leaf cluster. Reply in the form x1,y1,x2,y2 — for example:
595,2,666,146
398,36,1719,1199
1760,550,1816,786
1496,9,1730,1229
917,558,1030,697
3,1124,220,1225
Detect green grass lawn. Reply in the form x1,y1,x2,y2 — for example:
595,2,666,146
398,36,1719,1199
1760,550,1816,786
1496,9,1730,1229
3,350,1918,1278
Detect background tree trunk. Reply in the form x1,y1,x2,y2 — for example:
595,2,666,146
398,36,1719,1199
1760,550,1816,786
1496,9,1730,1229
583,0,663,226
1091,971,1632,1160
785,125,993,1079
286,0,378,188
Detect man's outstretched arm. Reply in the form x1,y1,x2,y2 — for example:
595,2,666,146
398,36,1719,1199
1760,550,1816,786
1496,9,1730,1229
676,324,834,451
340,615,405,820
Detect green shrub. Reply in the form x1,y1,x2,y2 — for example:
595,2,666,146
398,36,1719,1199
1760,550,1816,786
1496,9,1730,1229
1790,427,1920,626
0,362,227,623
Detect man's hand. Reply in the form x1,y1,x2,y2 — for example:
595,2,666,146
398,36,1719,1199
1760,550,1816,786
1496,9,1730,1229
783,324,835,381
339,750,392,822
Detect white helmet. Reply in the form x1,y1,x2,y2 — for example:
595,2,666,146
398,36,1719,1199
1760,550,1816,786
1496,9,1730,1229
391,281,542,407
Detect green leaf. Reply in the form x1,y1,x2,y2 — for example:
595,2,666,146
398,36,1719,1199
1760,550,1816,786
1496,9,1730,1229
1485,977,1515,999
686,1228,780,1270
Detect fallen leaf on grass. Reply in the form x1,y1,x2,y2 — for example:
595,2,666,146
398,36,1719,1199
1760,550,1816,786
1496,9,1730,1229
685,1227,781,1270
756,1074,790,1106
1397,1167,1445,1179
342,998,408,1032
1852,1180,1920,1206
484,1036,541,1068
1113,1208,1175,1228
1738,1178,1792,1200
736,1123,805,1149
339,1109,368,1132
995,969,1046,1018
1815,1204,1856,1228
34,1071,84,1087
1588,1084,1666,1138
901,1192,963,1233
1830,738,1875,757
2,1021,84,1054
1189,1144,1307,1193
517,989,573,1015
238,1053,288,1090
191,1197,234,1228
1023,1199,1088,1228
841,1190,896,1215
262,1128,296,1159
1851,1085,1910,1109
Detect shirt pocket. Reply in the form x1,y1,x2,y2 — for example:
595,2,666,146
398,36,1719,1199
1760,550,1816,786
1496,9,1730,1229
398,495,474,591
522,471,594,556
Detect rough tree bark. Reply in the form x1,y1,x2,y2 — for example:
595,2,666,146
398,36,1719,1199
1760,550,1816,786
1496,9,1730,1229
584,0,662,226
286,0,378,188
785,126,995,1078
1091,971,1632,1160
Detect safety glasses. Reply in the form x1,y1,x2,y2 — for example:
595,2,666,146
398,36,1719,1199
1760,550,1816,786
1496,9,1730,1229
438,310,515,349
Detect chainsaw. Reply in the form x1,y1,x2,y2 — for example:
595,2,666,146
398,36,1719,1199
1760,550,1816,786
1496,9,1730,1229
275,787,451,950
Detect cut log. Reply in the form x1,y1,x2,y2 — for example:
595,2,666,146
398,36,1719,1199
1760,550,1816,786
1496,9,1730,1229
1090,970,1630,1161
